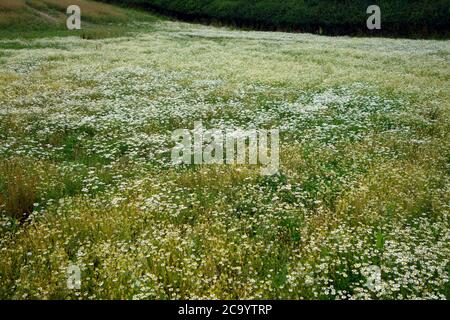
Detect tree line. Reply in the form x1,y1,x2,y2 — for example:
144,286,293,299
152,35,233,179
101,0,449,37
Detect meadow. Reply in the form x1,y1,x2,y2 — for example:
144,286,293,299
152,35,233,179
0,1,449,299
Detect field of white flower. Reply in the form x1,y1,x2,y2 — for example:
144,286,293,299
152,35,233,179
0,14,449,299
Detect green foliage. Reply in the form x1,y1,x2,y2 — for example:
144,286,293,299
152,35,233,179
103,0,450,37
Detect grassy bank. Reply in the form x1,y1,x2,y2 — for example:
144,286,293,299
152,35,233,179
0,0,160,39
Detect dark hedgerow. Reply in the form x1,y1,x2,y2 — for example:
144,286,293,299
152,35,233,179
101,0,450,38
